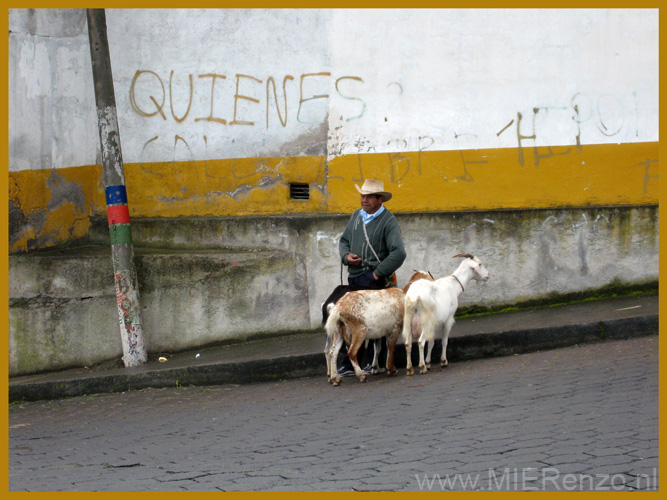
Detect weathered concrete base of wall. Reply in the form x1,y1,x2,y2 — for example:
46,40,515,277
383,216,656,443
9,247,309,375
8,205,658,375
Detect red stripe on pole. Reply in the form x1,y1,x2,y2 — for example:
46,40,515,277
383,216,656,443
107,204,131,225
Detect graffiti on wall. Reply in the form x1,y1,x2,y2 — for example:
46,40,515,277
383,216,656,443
130,69,647,148
130,70,369,128
127,70,657,195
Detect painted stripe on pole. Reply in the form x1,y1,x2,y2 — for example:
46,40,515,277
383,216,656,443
106,185,128,205
107,204,131,225
109,223,132,245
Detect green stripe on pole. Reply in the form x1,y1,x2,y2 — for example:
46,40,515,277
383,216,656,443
109,223,132,245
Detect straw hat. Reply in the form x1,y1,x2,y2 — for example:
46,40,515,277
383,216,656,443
355,179,392,202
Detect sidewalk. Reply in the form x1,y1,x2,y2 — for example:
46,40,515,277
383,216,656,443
9,293,659,402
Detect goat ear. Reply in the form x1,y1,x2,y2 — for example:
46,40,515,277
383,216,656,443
452,253,475,259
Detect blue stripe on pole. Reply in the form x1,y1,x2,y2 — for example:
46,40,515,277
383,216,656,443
106,185,128,205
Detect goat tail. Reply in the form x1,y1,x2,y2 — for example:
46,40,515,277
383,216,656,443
402,295,421,344
324,306,341,354
325,306,341,339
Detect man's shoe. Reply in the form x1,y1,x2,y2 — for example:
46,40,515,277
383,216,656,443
337,366,356,377
362,364,386,374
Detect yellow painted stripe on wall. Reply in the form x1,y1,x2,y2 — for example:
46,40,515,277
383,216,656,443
328,142,659,213
8,142,658,252
123,155,328,217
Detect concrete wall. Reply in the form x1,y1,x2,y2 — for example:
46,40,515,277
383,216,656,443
8,9,659,251
9,246,310,374
7,9,659,374
9,206,658,375
9,9,659,167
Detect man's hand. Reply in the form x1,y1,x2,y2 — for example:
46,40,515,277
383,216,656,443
347,253,362,266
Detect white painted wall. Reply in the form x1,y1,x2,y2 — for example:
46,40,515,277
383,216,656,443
328,9,659,156
8,8,659,171
9,9,97,171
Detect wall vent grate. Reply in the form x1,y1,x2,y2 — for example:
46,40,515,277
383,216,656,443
290,183,310,200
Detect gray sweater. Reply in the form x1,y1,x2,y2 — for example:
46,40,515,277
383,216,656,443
339,208,407,279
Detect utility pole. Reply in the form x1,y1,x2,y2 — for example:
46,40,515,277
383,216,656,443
86,8,147,367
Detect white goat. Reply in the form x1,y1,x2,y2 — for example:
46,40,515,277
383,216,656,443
324,271,434,386
402,254,489,375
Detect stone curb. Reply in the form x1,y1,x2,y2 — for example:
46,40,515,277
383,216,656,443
9,314,657,402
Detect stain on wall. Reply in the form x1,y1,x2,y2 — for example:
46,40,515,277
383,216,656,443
9,165,105,252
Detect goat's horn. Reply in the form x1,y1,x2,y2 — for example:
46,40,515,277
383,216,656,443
414,269,435,279
452,253,475,259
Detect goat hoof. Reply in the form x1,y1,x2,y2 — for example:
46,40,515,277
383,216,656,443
359,375,367,383
419,367,428,374
406,368,414,376
441,361,448,368
387,368,398,377
332,379,341,386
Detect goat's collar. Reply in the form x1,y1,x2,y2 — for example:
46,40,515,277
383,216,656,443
451,275,465,292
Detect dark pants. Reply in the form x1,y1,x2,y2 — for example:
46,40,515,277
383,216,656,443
348,269,387,288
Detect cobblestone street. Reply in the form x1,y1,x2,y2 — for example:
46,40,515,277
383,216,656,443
9,336,659,492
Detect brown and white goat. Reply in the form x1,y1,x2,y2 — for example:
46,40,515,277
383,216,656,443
324,270,434,385
402,254,489,375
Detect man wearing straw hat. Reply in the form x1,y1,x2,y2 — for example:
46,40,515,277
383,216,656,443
337,178,407,376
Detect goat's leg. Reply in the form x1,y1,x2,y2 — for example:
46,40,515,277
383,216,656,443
328,335,345,385
418,314,436,374
347,335,368,382
426,320,445,370
425,340,434,369
327,327,343,383
402,307,416,376
440,318,455,368
418,337,428,374
328,329,344,382
325,349,330,380
385,335,398,376
324,329,335,379
370,338,381,374
405,336,414,376
384,336,391,374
